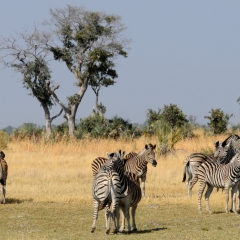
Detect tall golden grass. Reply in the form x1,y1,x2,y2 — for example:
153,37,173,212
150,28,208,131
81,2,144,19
4,129,231,210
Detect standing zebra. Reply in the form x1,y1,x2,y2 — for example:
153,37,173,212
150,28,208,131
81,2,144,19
0,151,7,204
91,144,156,197
91,151,125,234
182,134,239,196
123,144,157,197
91,151,142,234
188,150,240,214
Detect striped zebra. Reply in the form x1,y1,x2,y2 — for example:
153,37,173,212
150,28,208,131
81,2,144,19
214,134,240,164
91,151,142,234
188,150,240,214
118,171,142,233
91,150,126,178
123,144,157,197
91,151,126,234
0,151,7,204
92,144,156,197
182,135,240,196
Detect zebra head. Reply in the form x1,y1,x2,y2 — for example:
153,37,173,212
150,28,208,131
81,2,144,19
213,140,231,163
145,144,157,167
0,151,5,159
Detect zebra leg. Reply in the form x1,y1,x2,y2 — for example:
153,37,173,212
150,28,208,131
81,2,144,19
90,200,99,234
105,205,112,235
198,181,206,214
204,184,213,214
111,200,119,234
1,185,6,204
121,204,131,233
141,176,146,197
119,206,125,232
131,205,138,232
229,185,238,214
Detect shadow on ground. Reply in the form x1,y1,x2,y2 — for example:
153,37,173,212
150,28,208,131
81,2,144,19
6,198,33,204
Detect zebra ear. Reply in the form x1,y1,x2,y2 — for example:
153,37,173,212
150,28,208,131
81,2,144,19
153,144,156,149
214,141,219,147
145,144,148,150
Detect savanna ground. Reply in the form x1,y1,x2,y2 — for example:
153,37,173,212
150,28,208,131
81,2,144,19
1,130,240,240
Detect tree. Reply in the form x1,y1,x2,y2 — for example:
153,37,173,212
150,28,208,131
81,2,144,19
146,104,188,129
44,5,129,135
160,104,188,129
0,27,63,137
204,108,233,134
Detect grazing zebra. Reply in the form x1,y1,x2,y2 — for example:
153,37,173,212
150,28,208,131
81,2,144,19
188,150,240,214
91,151,142,234
123,144,157,197
0,151,7,204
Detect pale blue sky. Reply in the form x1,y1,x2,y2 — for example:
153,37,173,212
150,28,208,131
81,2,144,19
1,1,240,128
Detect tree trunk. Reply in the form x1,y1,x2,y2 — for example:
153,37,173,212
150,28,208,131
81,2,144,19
42,102,52,137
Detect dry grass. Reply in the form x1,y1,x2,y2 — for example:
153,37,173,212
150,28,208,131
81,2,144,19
0,130,238,239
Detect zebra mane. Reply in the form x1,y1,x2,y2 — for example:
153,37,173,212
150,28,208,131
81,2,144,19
0,151,5,159
222,134,240,146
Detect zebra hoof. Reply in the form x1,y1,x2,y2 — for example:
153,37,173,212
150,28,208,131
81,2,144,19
90,228,95,234
132,228,137,232
105,229,110,235
112,229,118,234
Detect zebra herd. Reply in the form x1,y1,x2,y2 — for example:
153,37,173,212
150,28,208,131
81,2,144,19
90,143,157,234
182,134,240,214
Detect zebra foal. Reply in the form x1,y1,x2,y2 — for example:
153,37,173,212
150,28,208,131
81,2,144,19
188,150,240,214
0,151,7,204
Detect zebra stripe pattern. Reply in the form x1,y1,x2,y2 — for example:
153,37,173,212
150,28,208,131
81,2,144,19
91,151,142,234
0,151,7,204
214,134,240,164
91,150,126,177
91,151,126,234
188,150,240,214
123,144,157,197
182,153,214,196
182,135,240,196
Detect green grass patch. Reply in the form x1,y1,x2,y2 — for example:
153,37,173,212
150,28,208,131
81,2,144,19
1,202,240,239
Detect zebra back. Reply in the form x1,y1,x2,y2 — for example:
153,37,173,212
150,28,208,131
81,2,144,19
197,150,240,188
91,150,125,177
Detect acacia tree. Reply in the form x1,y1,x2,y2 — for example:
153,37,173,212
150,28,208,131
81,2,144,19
0,27,63,137
204,108,232,134
44,5,129,135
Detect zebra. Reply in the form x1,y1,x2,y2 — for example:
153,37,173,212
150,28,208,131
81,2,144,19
118,171,142,233
123,144,157,197
91,150,126,178
92,144,156,197
91,151,142,234
0,151,7,204
182,135,240,196
91,151,125,234
188,150,240,214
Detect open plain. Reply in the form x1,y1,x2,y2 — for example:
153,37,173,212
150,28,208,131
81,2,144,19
1,131,240,240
